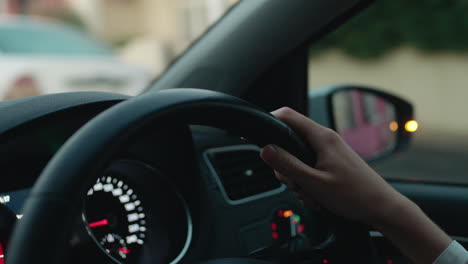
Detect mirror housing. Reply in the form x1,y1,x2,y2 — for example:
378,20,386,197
308,85,415,161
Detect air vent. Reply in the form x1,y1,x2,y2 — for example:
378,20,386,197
204,145,285,203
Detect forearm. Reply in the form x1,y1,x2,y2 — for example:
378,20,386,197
373,195,452,264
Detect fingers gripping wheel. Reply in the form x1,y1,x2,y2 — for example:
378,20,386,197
7,89,316,264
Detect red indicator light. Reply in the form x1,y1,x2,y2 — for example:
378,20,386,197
89,219,109,228
277,210,284,217
386,260,393,264
322,260,328,264
272,232,279,240
271,223,277,231
297,224,305,233
119,248,131,254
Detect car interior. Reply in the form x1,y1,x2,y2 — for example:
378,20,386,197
0,1,467,264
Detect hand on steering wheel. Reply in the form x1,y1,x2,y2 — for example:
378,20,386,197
260,107,408,227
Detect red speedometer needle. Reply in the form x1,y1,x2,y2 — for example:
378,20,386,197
119,248,131,254
88,219,109,228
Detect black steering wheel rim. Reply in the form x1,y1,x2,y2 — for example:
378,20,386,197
7,89,316,264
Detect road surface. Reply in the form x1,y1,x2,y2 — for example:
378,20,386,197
372,142,468,185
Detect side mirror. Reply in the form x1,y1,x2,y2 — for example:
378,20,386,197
308,85,415,161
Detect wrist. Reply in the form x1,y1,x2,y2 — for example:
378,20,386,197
370,191,415,230
370,192,453,264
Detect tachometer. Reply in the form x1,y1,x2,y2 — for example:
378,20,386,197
84,175,146,263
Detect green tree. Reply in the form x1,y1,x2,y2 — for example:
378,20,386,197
311,0,468,59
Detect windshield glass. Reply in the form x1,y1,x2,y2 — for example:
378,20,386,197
0,0,238,99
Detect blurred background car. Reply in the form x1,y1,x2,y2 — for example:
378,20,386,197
0,15,152,99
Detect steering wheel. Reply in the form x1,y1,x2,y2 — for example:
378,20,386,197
6,89,318,264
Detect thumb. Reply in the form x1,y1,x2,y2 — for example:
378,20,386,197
260,144,322,186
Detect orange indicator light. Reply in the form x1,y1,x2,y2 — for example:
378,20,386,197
389,121,398,132
283,210,293,218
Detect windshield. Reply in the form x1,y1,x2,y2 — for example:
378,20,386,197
0,0,237,99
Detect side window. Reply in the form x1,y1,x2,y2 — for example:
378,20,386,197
308,0,468,184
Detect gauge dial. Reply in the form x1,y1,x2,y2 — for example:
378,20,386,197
85,176,146,263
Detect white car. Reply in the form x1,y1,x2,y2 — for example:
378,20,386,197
0,16,152,100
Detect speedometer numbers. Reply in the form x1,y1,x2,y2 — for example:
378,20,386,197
85,176,146,263
100,233,130,260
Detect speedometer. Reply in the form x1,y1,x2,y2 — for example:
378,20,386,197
84,175,146,263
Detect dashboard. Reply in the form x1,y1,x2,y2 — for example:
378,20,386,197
0,92,338,264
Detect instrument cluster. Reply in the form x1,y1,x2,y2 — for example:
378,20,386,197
0,160,192,264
